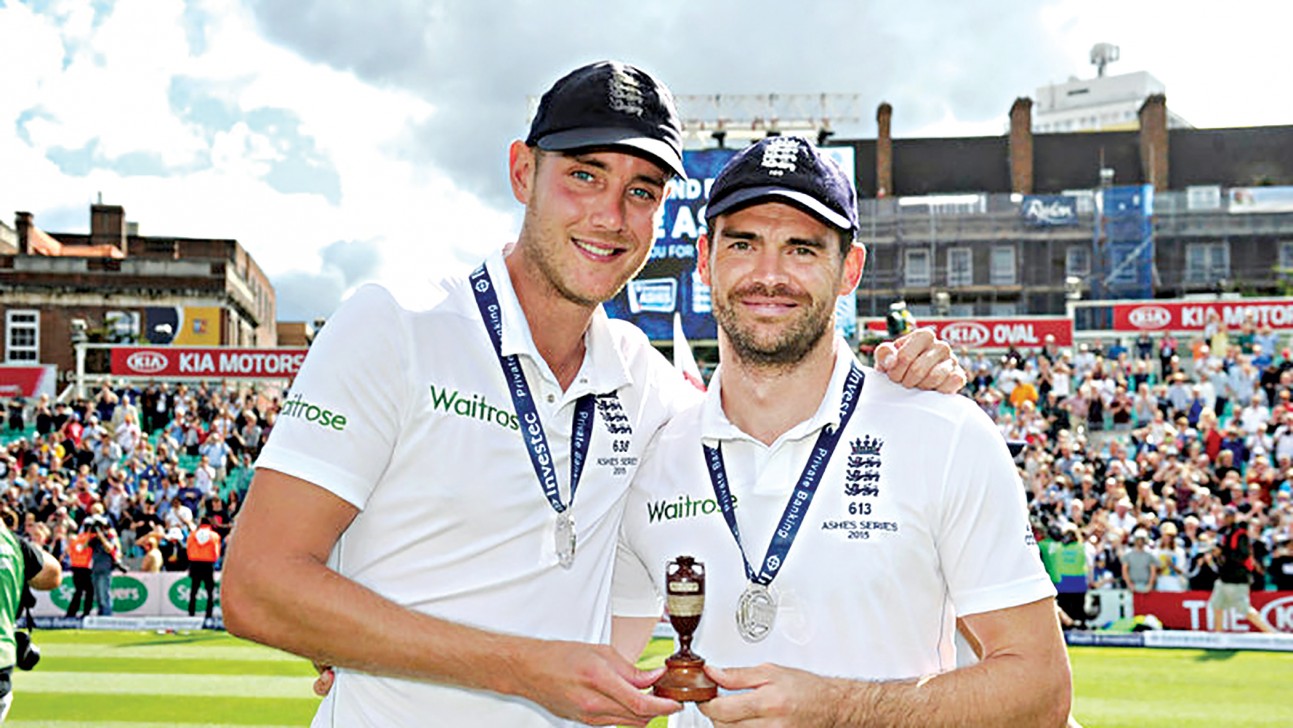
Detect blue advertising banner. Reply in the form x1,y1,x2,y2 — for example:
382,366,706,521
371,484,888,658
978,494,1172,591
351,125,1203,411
1020,195,1078,227
1094,184,1154,300
605,144,859,342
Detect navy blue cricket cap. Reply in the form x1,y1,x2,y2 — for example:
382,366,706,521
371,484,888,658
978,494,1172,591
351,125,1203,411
706,136,858,234
526,61,686,179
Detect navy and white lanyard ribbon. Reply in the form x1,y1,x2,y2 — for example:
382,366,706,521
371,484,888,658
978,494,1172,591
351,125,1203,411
470,265,596,520
704,363,865,586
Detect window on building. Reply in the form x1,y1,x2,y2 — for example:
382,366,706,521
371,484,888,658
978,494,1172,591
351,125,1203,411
1066,246,1091,278
949,303,975,317
904,249,931,287
1279,241,1293,278
947,248,973,287
1185,242,1230,283
5,310,39,363
990,246,1017,286
989,301,1018,316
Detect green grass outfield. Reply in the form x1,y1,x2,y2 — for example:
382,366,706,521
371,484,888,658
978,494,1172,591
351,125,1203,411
7,631,1293,727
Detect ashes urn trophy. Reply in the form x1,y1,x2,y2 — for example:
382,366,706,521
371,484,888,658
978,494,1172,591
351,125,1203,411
653,555,719,701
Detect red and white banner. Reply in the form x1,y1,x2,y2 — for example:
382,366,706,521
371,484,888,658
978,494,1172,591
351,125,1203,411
1132,590,1293,632
1113,298,1293,332
0,365,56,398
865,317,1073,350
110,347,308,378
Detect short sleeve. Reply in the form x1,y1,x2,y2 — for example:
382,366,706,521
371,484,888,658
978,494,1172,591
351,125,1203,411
612,533,664,618
254,285,411,509
935,406,1056,617
612,429,667,619
18,538,44,583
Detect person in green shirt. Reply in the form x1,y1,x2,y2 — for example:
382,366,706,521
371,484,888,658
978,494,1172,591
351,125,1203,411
0,510,63,720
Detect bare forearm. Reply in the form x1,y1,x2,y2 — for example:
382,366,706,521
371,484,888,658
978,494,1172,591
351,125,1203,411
222,551,537,697
826,653,1071,727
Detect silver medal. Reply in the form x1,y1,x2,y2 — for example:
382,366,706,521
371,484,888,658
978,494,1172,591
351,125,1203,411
736,582,777,642
555,512,576,569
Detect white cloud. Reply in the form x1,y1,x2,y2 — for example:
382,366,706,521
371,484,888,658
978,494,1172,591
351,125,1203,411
0,0,514,321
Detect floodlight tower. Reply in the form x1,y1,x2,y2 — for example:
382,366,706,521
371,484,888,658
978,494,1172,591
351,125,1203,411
1090,43,1120,77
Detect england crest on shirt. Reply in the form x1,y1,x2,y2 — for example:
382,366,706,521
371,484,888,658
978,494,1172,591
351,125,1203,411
844,435,883,497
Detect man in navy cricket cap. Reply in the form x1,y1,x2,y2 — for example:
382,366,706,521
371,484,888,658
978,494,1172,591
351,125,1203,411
611,136,1069,727
225,63,962,728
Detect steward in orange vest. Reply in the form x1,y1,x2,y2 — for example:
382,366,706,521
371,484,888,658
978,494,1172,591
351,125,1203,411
186,519,222,619
65,531,96,618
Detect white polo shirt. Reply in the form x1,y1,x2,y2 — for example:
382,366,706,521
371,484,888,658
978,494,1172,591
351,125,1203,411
614,342,1054,724
256,251,696,727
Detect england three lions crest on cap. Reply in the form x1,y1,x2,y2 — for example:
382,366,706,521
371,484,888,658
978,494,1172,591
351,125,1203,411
606,65,645,117
845,435,883,497
760,137,802,177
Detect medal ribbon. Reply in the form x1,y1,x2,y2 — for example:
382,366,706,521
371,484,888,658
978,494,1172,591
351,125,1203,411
704,363,865,586
470,264,595,516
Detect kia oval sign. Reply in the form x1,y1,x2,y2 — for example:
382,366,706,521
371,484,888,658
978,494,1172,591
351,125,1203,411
1259,595,1293,632
941,322,991,348
125,351,169,374
1127,306,1172,330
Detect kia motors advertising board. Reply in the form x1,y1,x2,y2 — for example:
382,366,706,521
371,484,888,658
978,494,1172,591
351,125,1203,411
1112,298,1293,332
111,347,308,378
864,317,1073,349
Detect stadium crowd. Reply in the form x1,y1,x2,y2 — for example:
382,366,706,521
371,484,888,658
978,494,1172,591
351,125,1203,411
953,317,1293,628
0,380,268,615
4,314,1293,627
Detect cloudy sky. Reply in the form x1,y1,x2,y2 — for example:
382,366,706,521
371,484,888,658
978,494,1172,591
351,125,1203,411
3,0,1290,322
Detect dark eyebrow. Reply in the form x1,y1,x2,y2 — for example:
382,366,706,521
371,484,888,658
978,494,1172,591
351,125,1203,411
569,153,668,190
785,236,829,250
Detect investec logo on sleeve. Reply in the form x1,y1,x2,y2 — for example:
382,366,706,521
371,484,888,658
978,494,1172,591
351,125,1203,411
429,384,519,431
280,392,348,431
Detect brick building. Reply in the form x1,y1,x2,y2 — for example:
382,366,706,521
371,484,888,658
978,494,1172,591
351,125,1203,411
840,96,1293,321
1,203,277,385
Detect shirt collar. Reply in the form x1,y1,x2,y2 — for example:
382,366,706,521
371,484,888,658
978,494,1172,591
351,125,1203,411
482,250,632,397
699,337,860,447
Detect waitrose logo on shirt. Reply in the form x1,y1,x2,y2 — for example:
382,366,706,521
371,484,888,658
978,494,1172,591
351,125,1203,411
429,385,519,431
281,393,348,431
646,493,735,523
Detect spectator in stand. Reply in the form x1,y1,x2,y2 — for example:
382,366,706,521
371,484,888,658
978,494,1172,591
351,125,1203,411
33,396,54,437
1159,332,1178,378
198,434,231,484
203,494,233,541
164,496,194,534
182,413,204,457
1238,393,1271,439
1166,372,1193,419
114,411,143,457
1189,531,1221,591
1109,496,1139,535
1270,537,1293,591
85,505,121,616
1132,383,1157,427
1210,508,1275,632
191,455,217,497
1122,530,1157,593
138,532,164,573
1109,385,1134,430
1154,522,1188,592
